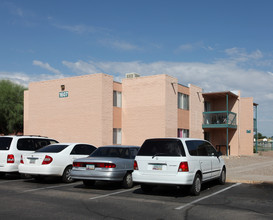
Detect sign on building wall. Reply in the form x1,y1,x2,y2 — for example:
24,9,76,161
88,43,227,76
59,91,68,98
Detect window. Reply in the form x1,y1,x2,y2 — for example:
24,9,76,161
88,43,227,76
0,137,12,150
71,144,96,155
36,144,68,153
138,139,186,157
178,92,189,110
90,147,130,158
186,140,214,156
113,128,122,145
113,91,122,107
178,129,189,138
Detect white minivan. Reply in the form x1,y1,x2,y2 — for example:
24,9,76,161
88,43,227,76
132,138,226,196
0,136,58,177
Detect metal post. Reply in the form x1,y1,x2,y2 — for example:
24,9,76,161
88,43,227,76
226,94,229,156
255,105,258,153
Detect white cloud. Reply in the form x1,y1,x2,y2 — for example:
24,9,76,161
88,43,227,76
99,39,140,51
0,71,65,87
225,47,263,62
33,60,61,74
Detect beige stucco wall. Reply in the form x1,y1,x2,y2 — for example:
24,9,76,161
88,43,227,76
238,97,254,155
122,74,178,146
24,73,113,147
189,84,204,138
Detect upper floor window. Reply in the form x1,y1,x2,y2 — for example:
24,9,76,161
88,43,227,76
178,92,189,110
113,91,122,107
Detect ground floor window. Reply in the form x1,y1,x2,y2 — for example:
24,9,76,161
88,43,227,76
113,128,122,145
177,129,189,138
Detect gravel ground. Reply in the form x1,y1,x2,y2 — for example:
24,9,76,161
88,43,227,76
224,151,273,183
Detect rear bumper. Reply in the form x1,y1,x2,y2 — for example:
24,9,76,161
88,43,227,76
70,169,126,181
18,164,64,176
0,163,19,172
132,171,195,185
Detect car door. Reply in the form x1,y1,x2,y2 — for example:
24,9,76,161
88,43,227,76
196,141,212,181
205,143,222,179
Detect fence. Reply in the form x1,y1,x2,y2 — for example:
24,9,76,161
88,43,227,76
254,142,273,152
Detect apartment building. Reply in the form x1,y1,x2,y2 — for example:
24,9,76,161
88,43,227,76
24,73,257,156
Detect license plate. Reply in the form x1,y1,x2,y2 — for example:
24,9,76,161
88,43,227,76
29,159,36,164
153,164,162,170
86,164,95,170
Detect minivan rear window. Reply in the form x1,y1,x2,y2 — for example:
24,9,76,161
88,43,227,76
0,137,12,150
138,139,186,157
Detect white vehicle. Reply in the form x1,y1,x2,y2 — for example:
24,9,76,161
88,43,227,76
19,143,96,183
0,136,58,177
133,138,226,196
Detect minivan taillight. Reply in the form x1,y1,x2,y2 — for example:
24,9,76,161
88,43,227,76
20,155,24,164
7,154,15,163
178,162,189,172
42,155,53,165
134,160,138,170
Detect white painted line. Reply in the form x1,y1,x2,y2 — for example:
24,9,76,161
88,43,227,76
89,187,138,200
23,182,78,193
175,183,242,210
0,179,24,184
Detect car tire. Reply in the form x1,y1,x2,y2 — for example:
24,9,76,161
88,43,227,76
218,168,226,185
190,173,201,196
141,184,154,193
122,172,133,189
62,166,74,183
83,180,96,187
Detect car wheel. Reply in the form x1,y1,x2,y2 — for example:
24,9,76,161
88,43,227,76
218,168,226,185
83,180,96,187
122,172,133,189
141,184,154,193
190,173,202,196
62,166,74,183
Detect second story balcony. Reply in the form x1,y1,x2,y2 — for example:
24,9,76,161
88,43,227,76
203,111,237,129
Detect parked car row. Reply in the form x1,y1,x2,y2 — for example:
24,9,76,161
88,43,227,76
0,135,226,196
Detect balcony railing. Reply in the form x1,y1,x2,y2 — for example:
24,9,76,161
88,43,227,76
203,111,237,129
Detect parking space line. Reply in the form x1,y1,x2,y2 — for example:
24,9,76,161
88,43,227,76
175,183,242,210
89,187,139,200
23,182,79,193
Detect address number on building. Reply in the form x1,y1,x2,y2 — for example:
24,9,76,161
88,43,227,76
59,91,68,98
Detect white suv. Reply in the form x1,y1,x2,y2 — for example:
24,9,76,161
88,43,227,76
133,138,226,196
0,136,58,176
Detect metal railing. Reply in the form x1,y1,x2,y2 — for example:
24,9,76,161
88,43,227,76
203,111,237,128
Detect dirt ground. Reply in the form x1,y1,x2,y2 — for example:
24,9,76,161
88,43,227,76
224,151,273,183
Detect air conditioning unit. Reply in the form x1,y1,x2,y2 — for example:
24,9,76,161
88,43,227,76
126,73,140,78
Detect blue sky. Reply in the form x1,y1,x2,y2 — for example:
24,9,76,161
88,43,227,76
1,0,273,137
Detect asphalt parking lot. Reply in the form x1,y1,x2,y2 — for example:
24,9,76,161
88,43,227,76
0,174,272,220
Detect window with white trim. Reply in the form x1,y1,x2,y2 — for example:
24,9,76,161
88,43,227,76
178,92,189,110
113,128,122,145
177,129,189,138
113,91,122,107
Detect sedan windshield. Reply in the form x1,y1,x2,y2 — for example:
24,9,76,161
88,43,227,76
36,144,69,153
90,147,130,159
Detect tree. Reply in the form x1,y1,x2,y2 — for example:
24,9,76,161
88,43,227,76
0,80,26,135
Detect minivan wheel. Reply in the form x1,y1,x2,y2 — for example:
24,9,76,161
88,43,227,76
122,173,133,189
218,168,226,185
62,166,74,183
190,174,201,196
141,184,154,193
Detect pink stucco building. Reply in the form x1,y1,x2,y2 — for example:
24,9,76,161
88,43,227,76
24,73,257,156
